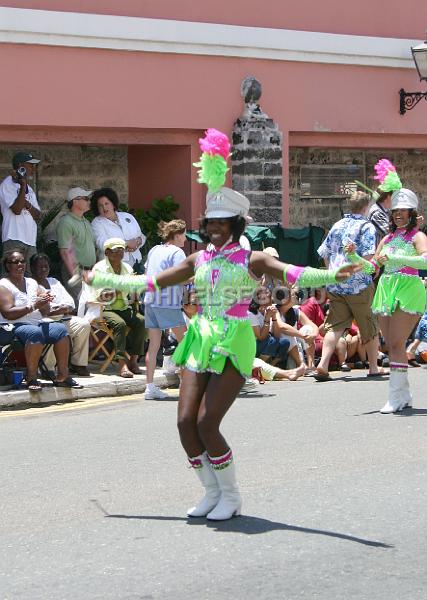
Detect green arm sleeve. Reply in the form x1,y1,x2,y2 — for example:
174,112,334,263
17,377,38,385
296,266,340,287
92,271,148,293
345,251,376,274
383,253,427,269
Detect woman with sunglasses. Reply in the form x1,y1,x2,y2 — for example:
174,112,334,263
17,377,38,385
83,130,358,521
0,250,81,391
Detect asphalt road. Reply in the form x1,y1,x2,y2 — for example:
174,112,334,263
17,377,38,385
1,368,427,600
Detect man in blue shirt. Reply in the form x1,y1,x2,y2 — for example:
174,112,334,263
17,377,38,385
314,192,383,380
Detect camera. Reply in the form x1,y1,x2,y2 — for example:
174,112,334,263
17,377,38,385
16,166,27,179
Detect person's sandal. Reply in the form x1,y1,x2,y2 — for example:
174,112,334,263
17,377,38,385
27,379,43,392
408,358,421,367
367,368,388,378
53,377,84,389
340,363,351,372
119,368,134,379
313,369,332,382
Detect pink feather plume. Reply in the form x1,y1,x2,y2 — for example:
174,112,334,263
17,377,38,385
374,158,396,183
198,128,231,160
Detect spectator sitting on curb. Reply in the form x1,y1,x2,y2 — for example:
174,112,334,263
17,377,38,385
299,290,328,367
0,152,41,273
261,247,283,290
252,356,306,383
248,287,290,368
30,252,91,377
57,187,96,305
275,286,319,375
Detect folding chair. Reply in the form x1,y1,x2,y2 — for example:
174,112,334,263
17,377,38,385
88,316,117,373
0,323,54,382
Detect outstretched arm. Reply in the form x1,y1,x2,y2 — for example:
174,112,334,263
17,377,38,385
86,254,197,292
343,242,381,275
249,252,360,288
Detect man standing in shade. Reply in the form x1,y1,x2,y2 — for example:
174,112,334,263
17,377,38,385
57,187,96,303
0,151,41,272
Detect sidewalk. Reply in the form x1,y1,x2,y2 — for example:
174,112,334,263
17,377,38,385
0,363,180,409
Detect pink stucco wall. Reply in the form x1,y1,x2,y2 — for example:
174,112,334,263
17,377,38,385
1,43,426,137
1,4,427,225
2,0,427,38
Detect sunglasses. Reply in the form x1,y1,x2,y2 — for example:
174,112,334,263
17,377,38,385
7,259,26,264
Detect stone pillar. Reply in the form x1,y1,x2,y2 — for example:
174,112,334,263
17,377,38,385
232,76,283,224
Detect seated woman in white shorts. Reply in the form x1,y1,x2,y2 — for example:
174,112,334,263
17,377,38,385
143,220,187,399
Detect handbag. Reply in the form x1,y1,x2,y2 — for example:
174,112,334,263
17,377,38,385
0,324,16,346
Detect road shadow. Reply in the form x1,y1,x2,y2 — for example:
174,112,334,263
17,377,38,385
93,501,391,548
311,374,390,384
356,407,427,416
393,407,427,417
237,392,277,398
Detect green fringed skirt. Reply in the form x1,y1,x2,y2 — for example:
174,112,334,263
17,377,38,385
172,314,256,378
372,273,426,316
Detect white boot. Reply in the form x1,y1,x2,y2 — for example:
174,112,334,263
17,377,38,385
401,370,412,408
380,369,407,413
187,452,220,517
206,450,242,521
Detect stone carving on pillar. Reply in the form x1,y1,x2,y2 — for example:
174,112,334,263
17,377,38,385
232,76,283,225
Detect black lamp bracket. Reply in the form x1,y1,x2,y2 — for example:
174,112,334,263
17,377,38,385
399,88,427,115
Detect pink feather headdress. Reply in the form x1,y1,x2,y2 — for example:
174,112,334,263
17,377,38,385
193,128,231,193
374,159,402,193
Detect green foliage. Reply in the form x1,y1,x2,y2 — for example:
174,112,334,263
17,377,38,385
132,195,180,260
37,199,64,245
36,199,66,279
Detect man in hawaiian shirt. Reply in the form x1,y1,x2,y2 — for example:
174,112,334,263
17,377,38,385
314,192,383,379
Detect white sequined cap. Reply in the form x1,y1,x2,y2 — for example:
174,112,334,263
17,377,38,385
391,188,418,210
205,187,250,219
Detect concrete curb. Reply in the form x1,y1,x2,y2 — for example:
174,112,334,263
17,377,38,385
0,371,180,409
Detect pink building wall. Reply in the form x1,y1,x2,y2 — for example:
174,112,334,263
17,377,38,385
1,2,427,225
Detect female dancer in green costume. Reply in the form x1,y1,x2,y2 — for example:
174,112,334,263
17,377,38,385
84,130,359,521
345,188,427,413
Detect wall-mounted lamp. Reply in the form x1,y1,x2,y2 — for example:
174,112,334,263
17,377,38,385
400,40,427,114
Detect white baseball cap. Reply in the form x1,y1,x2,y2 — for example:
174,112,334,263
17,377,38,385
67,187,92,203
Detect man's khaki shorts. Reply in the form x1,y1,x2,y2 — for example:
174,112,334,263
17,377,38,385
324,285,378,343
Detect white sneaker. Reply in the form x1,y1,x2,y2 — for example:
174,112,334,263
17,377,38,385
145,385,170,400
240,378,259,394
162,355,178,374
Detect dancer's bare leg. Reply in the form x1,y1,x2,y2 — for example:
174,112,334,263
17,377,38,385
381,310,420,365
196,360,244,457
177,369,210,457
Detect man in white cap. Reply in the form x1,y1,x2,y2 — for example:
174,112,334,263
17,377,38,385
0,151,41,273
89,237,146,378
57,187,96,302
